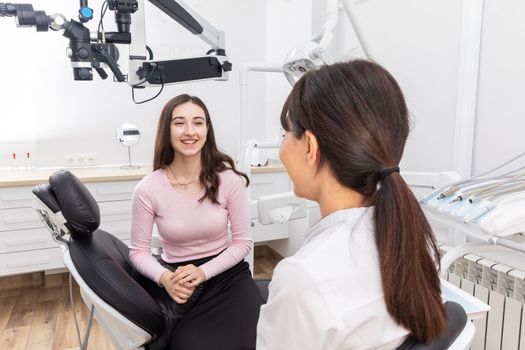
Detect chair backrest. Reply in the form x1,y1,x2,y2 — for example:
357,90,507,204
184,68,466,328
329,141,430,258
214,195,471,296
69,229,165,337
33,170,165,342
396,301,470,350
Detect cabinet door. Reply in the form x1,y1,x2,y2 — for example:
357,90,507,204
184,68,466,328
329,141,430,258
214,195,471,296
0,228,57,253
98,201,132,223
98,201,133,241
86,181,138,202
252,221,289,243
0,247,64,276
250,172,290,199
0,186,35,209
0,207,43,231
249,173,292,243
98,220,132,242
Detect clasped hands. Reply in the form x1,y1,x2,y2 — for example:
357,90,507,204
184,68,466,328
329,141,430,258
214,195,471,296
160,264,206,304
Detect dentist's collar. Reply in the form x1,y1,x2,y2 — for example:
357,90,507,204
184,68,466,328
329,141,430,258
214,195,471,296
305,206,372,243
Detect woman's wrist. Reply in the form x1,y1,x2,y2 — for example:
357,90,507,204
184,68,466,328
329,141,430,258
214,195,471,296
158,269,171,288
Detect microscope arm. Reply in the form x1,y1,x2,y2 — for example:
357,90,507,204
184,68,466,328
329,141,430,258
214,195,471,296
128,0,231,86
149,0,224,49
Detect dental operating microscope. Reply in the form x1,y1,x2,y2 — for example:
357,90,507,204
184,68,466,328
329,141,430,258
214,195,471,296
0,1,232,93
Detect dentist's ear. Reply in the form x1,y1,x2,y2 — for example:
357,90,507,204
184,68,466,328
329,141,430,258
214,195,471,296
304,130,320,168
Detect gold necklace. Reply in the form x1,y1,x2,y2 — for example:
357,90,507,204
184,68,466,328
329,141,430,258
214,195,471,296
168,166,196,190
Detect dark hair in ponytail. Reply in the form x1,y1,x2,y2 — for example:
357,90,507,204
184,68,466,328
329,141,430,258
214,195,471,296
281,60,446,343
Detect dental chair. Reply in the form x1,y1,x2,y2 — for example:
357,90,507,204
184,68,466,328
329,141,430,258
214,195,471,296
32,170,268,350
33,170,477,350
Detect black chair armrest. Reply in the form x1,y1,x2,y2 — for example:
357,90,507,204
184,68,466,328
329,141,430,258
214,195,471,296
396,301,467,350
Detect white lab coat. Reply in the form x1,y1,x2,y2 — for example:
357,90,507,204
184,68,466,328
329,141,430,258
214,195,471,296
256,206,409,350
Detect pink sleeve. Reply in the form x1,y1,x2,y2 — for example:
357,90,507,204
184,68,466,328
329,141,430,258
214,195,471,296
199,173,252,280
128,181,169,283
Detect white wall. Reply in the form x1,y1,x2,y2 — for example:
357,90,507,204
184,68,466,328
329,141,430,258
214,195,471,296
331,0,463,173
269,1,525,262
320,0,525,180
263,0,315,256
264,0,312,147
325,0,525,267
473,0,525,175
268,0,465,257
236,0,312,164
0,0,266,168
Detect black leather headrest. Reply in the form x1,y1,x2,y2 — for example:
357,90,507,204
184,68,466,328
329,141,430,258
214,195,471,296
49,170,100,237
33,184,60,213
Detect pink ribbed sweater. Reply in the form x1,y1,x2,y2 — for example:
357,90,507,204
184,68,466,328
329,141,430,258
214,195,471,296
129,168,252,283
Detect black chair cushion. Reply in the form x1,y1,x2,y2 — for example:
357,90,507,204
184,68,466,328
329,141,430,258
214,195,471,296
33,184,60,213
396,301,468,350
69,229,165,340
49,170,100,238
255,279,271,303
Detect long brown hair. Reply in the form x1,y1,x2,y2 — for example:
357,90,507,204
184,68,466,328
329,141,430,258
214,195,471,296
281,60,446,343
153,94,249,204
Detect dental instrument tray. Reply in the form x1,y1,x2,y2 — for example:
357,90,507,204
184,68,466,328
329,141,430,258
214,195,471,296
419,152,525,268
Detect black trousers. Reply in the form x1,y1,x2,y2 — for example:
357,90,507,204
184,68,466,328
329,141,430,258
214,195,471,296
160,256,263,350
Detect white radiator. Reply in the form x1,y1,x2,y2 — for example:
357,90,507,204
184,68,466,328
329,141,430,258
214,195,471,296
441,245,525,350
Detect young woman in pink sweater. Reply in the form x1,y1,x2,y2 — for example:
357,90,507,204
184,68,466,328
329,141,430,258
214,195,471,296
129,94,262,349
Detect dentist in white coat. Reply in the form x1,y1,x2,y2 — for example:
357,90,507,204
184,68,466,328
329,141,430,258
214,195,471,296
257,60,447,349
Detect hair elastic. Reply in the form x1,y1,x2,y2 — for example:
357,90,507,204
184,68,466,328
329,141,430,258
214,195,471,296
379,166,400,180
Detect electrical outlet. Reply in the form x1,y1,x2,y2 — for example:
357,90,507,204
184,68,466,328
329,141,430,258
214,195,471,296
64,153,97,167
76,154,87,166
85,153,97,166
64,154,76,167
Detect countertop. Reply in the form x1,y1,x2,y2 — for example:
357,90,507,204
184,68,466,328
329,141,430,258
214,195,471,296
0,162,286,188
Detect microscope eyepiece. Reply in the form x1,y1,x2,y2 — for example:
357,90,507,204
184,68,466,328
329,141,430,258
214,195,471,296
115,12,131,33
108,0,137,33
0,3,17,16
0,3,49,31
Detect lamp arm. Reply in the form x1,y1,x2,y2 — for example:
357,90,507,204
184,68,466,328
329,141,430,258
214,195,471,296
317,0,339,52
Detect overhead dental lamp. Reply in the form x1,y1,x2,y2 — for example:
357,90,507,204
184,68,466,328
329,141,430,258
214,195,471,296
281,0,337,86
282,40,326,86
281,0,370,86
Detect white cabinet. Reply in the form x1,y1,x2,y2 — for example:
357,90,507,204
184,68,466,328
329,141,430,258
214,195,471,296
85,180,137,202
0,228,57,253
0,180,138,277
0,207,43,231
88,180,137,243
0,167,291,276
250,171,292,243
0,187,35,209
0,248,63,276
0,185,64,276
250,172,290,199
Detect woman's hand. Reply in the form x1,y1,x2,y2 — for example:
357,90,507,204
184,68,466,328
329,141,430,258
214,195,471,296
159,270,196,304
173,264,206,288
